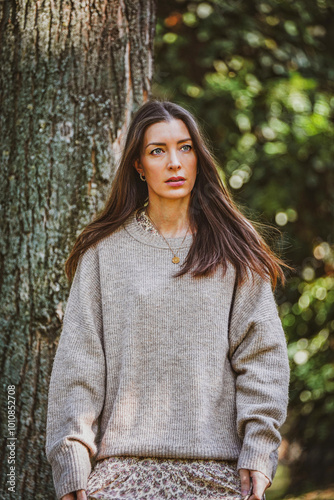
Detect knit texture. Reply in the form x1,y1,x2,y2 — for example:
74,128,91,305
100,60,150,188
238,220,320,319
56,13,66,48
45,209,290,499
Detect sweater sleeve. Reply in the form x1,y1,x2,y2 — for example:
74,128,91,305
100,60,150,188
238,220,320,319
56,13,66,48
228,267,290,484
45,244,106,500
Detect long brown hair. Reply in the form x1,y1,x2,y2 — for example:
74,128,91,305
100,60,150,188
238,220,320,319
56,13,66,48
65,98,294,289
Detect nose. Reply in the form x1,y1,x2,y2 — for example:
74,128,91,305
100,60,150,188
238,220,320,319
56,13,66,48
167,149,182,169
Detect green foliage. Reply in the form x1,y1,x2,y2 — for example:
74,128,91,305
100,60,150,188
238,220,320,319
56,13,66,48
154,0,334,493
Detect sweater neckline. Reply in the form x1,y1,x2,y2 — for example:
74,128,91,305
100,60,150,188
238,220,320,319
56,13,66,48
122,209,195,249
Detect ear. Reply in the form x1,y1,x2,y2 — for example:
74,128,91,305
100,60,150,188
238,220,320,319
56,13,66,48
134,159,142,174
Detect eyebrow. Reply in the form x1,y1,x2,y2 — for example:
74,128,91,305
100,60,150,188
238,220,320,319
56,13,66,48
144,138,192,149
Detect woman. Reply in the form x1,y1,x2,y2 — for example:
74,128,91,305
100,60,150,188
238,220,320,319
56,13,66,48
45,99,291,500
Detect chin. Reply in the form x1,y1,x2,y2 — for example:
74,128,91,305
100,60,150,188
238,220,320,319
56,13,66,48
163,189,191,198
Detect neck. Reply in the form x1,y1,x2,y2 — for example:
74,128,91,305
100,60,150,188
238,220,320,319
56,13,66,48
144,199,194,238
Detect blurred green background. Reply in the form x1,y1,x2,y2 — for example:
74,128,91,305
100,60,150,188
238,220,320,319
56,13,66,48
152,1,334,498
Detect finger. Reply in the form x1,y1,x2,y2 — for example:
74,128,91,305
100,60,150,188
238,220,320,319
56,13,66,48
248,472,268,500
248,490,264,500
239,468,251,497
250,469,271,488
61,495,75,500
77,490,88,500
252,470,270,491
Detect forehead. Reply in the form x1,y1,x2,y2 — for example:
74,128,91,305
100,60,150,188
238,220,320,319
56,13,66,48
143,119,191,142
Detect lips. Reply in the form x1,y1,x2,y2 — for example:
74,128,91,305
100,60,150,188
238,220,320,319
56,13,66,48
166,177,185,182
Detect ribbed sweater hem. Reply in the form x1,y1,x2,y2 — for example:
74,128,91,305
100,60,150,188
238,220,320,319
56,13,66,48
49,440,92,499
96,444,242,462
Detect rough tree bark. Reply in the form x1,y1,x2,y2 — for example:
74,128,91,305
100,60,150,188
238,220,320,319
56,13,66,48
0,1,156,497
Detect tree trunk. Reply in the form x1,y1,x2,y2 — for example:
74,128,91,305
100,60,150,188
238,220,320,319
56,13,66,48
0,1,156,497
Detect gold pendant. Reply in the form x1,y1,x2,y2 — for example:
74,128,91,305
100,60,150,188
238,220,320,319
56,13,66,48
172,256,180,264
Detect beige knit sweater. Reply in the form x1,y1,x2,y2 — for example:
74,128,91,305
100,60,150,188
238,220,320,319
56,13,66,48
45,209,290,499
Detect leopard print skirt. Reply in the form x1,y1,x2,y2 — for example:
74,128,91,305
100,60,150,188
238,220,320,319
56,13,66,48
86,455,244,499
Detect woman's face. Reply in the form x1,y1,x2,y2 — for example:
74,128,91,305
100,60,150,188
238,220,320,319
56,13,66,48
135,119,198,202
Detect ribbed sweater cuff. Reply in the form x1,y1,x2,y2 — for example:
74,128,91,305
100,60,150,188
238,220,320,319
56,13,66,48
236,441,277,484
49,440,92,500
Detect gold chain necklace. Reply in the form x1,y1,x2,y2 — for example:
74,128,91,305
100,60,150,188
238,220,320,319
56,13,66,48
144,209,190,264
